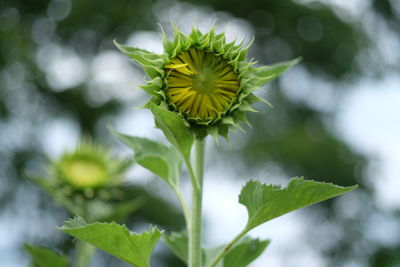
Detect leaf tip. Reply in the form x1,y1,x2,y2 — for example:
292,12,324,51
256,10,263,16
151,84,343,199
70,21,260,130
59,216,87,231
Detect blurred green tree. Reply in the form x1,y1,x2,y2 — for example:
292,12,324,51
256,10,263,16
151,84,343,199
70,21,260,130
1,0,399,266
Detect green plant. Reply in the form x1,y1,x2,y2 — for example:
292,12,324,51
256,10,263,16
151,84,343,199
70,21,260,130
26,141,139,267
53,25,357,267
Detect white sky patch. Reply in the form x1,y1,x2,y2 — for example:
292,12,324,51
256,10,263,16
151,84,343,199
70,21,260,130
153,0,216,33
114,107,164,141
336,75,400,157
39,117,80,158
375,20,400,66
0,216,29,267
153,0,254,46
370,154,400,210
126,31,164,54
36,44,88,91
363,211,400,246
249,212,324,267
89,50,143,105
203,170,248,246
336,74,400,209
294,0,372,22
0,119,31,151
222,18,254,45
280,65,336,112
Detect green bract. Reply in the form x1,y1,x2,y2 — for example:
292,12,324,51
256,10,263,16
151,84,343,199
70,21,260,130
115,25,300,140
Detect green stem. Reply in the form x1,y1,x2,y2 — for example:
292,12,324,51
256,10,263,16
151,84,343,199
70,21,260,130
208,228,249,267
75,240,96,267
184,157,201,192
173,185,191,225
188,138,205,267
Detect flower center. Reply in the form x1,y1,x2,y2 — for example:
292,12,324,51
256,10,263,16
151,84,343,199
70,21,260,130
60,158,108,188
165,47,240,120
191,66,217,95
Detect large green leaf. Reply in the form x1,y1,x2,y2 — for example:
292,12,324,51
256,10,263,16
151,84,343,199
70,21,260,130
240,177,357,230
60,217,162,267
223,237,269,267
253,58,301,87
110,128,182,187
24,244,69,267
150,104,194,161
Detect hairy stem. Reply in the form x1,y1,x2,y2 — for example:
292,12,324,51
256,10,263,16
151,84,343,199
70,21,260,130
184,157,201,192
173,185,191,225
188,138,205,267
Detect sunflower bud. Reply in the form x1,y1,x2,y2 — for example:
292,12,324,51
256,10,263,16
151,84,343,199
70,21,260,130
115,25,300,139
54,142,129,189
30,141,133,220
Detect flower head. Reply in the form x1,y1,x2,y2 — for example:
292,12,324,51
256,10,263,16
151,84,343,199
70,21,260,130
53,141,129,189
29,141,135,220
115,25,299,140
165,47,239,120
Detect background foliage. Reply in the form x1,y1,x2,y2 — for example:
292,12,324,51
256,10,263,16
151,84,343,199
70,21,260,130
1,0,399,266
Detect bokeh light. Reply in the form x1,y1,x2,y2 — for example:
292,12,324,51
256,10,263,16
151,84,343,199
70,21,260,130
1,0,400,266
